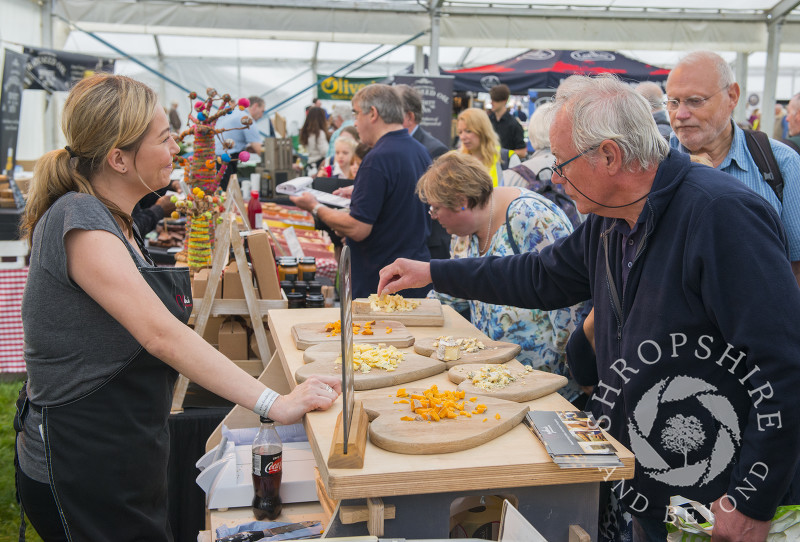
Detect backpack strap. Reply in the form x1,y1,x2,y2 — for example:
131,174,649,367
743,128,784,203
780,138,800,155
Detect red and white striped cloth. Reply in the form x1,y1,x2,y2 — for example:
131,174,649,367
0,268,27,373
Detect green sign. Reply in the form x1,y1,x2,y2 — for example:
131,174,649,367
316,75,382,101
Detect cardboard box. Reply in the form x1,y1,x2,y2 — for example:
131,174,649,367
247,229,282,299
192,268,221,300
218,318,248,360
223,260,244,299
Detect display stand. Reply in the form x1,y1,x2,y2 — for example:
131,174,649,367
171,177,283,412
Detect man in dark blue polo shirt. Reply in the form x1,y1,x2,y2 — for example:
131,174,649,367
292,84,431,298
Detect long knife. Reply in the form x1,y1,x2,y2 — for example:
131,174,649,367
339,245,355,454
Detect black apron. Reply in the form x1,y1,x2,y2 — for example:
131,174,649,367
21,230,192,541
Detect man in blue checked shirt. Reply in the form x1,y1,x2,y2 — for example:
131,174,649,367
667,51,800,287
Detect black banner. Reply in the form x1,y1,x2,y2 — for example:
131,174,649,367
1,49,27,177
23,46,114,92
393,74,454,147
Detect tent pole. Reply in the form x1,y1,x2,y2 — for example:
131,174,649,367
428,0,442,74
762,18,783,138
42,0,56,154
734,52,749,126
414,46,424,75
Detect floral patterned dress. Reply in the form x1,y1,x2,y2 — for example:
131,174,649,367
432,189,587,401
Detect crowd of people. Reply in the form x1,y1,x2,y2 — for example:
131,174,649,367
15,47,800,542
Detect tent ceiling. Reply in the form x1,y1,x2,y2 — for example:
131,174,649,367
54,0,800,52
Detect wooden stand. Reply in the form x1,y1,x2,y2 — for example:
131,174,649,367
327,401,368,469
171,177,282,412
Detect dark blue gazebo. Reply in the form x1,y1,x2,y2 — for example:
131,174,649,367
443,49,670,93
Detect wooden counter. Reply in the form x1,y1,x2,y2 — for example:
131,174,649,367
206,306,634,540
267,307,634,502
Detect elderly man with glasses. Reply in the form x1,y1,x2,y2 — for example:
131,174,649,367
377,73,800,542
667,50,800,286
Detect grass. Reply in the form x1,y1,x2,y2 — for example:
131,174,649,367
0,378,43,542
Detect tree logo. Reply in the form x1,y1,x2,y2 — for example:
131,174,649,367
627,375,740,487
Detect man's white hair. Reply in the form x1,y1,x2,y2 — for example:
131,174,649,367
670,51,735,90
553,74,669,172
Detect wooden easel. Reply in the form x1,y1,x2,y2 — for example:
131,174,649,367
171,176,284,412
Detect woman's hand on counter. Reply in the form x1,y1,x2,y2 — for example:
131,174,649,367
268,375,341,424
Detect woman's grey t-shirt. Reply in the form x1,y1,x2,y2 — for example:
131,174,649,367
17,192,152,483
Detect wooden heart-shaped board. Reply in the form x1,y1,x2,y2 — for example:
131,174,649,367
353,298,444,327
447,360,568,402
360,387,529,455
291,320,414,350
413,336,521,368
296,343,445,390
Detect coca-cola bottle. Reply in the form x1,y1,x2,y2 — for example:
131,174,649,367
251,416,282,520
247,190,262,230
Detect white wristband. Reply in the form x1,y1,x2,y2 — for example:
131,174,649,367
311,203,324,217
254,388,280,418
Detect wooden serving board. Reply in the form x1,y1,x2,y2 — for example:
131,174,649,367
413,336,521,368
291,320,414,350
447,360,568,402
353,298,444,327
360,387,529,455
296,343,446,390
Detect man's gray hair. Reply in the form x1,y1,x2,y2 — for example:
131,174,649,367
395,84,423,124
331,103,353,122
527,102,554,151
553,74,669,171
671,51,735,90
353,84,405,125
635,81,665,112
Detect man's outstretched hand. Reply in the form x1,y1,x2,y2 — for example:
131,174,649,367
377,258,432,295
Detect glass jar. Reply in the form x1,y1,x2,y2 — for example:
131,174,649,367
298,257,316,282
293,280,308,297
305,294,325,308
278,257,298,282
279,280,294,297
306,280,322,295
286,292,305,309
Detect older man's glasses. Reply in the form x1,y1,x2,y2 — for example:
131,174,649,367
550,146,599,179
664,85,729,112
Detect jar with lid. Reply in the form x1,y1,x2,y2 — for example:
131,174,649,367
278,257,298,282
305,293,325,308
279,280,294,297
298,257,316,282
306,280,322,295
286,292,305,309
293,280,308,298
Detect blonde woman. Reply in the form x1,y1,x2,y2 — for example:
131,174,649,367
15,74,340,540
457,107,520,187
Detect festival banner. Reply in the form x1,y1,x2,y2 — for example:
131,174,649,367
393,74,454,147
23,46,114,92
0,49,27,176
316,75,383,101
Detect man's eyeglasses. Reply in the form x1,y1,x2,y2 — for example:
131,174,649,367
664,85,729,112
551,145,599,179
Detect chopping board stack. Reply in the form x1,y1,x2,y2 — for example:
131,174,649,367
289,299,567,455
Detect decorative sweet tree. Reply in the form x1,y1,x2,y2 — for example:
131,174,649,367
171,88,255,273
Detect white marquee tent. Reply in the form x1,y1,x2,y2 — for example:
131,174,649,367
4,0,800,160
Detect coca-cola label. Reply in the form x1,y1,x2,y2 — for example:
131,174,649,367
253,451,282,477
